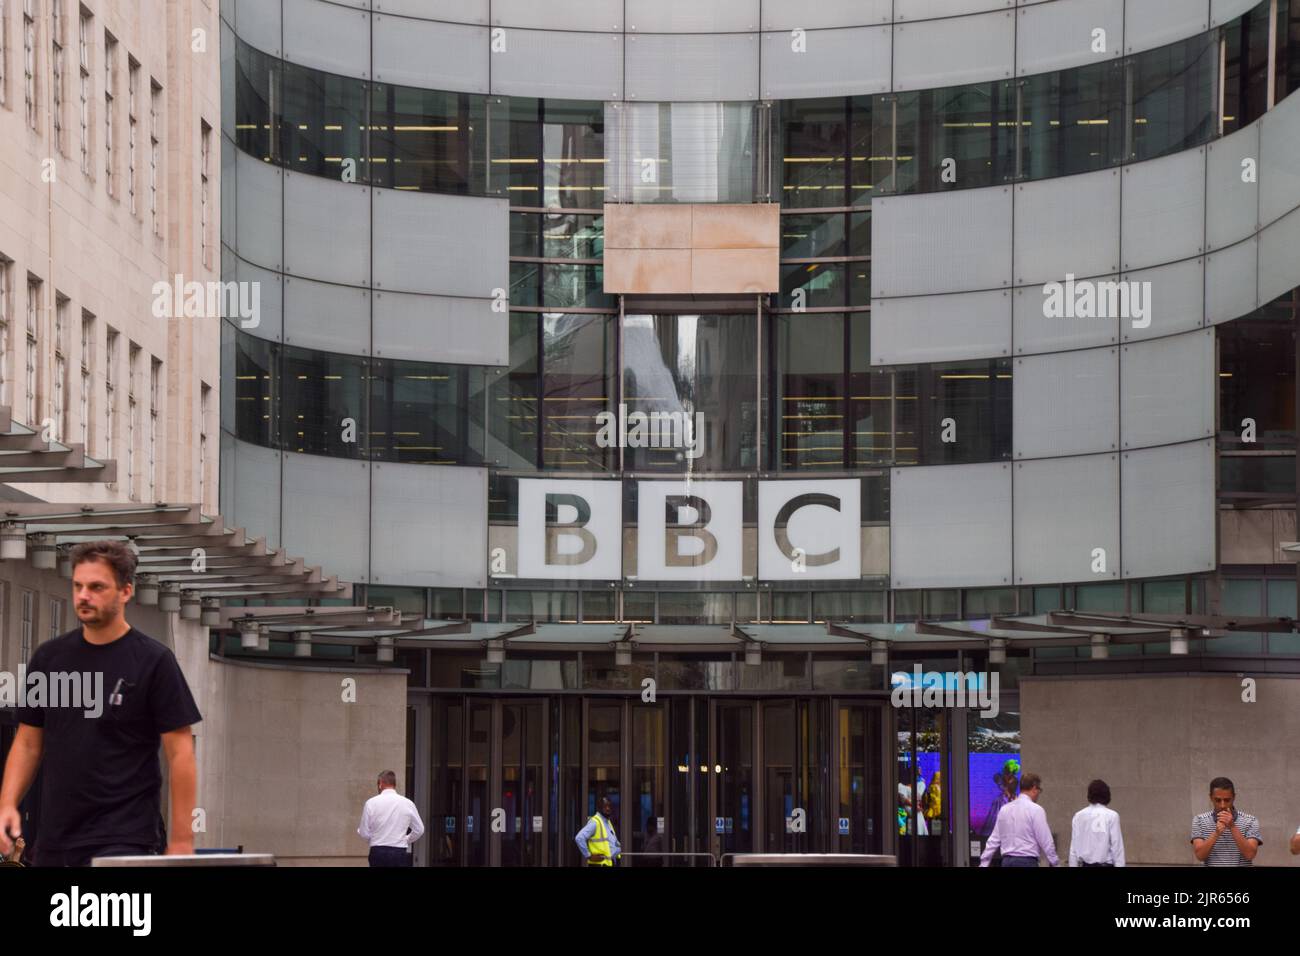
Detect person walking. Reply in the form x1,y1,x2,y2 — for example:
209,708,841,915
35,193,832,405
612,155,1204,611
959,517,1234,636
0,541,201,867
1068,779,1125,866
357,770,425,867
575,795,621,866
979,771,1059,867
1191,777,1261,866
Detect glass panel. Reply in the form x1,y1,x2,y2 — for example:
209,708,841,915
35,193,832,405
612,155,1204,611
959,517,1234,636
368,357,467,464
657,655,735,691
280,344,366,458
780,213,845,259
780,261,846,309
813,590,886,623
968,709,1021,863
489,315,541,469
429,699,462,866
280,61,366,180
582,590,617,623
582,652,654,690
779,97,847,208
906,360,1013,465
1075,582,1125,612
1020,60,1124,180
610,101,757,203
813,658,879,691
893,81,1015,193
834,704,882,853
1218,318,1295,449
1221,2,1272,134
964,587,1016,618
587,702,622,839
1141,580,1185,613
629,704,666,863
777,313,846,470
622,313,758,471
429,587,463,619
234,38,276,160
1128,31,1217,162
542,313,615,470
714,701,754,855
540,99,605,208
542,264,614,310
771,591,810,623
500,701,544,867
465,700,491,865
505,590,578,622
657,592,734,625
740,654,810,691
510,212,540,258
1267,579,1300,652
1216,578,1265,655
541,212,604,260
366,585,425,616
234,331,277,447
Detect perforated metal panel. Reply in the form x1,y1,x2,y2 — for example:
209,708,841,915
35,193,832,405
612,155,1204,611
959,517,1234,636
283,174,371,287
1015,0,1123,76
1013,347,1119,459
871,290,1011,365
282,0,370,77
282,453,371,583
372,291,507,366
1120,330,1215,449
371,463,488,587
1120,148,1207,271
892,10,1015,92
1121,439,1216,579
891,462,1013,588
760,26,891,98
1120,257,1204,342
373,16,489,93
625,33,760,102
490,28,624,99
372,191,509,297
1014,453,1120,585
1205,238,1258,324
873,188,1013,297
1014,169,1121,285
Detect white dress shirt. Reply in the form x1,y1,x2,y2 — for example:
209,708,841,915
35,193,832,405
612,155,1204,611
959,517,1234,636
1069,802,1125,866
979,793,1060,866
357,787,425,849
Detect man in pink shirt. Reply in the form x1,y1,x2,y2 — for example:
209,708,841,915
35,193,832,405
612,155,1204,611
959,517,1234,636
979,772,1059,868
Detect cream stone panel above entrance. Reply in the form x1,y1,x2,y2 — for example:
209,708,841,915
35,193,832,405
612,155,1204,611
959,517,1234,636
604,203,780,294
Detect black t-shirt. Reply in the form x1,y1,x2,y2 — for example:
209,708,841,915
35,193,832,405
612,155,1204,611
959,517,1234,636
17,626,202,851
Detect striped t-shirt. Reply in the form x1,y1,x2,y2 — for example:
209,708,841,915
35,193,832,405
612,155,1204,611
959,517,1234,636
1190,810,1262,865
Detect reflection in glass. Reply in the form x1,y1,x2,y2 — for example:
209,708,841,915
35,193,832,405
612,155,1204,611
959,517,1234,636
368,358,466,464
280,61,366,180
778,313,846,469
369,85,486,194
234,38,276,160
234,332,277,447
623,314,758,471
541,314,615,470
1129,31,1217,161
891,81,1016,193
1020,60,1124,180
607,101,758,203
280,344,366,458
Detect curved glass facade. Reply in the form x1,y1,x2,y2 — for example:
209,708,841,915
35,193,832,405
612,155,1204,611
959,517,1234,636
230,3,1294,202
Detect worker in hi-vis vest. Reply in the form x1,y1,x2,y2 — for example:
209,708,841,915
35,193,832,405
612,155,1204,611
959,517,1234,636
575,795,622,866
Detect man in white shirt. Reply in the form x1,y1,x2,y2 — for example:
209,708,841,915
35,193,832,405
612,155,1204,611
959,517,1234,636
1068,779,1125,867
357,770,425,867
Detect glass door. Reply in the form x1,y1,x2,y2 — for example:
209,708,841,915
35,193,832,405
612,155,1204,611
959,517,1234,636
466,700,491,866
710,700,754,856
429,698,462,866
586,700,623,846
833,700,883,854
501,700,545,866
897,706,951,866
629,702,666,864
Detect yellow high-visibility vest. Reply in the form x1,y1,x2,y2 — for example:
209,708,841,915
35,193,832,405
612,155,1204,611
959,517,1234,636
586,814,613,866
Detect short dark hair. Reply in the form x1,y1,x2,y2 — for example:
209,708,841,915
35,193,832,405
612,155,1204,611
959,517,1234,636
69,540,137,589
1209,776,1235,794
1087,779,1111,805
1019,772,1042,792
378,770,397,788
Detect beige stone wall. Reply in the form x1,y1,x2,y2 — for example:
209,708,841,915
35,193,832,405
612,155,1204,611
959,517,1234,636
0,0,220,511
603,203,779,294
1021,675,1300,866
194,658,407,865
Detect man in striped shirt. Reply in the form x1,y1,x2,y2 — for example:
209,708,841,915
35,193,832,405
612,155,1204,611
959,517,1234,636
1190,777,1261,866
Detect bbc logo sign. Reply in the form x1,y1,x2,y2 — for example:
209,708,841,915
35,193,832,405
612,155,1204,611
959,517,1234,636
513,479,862,583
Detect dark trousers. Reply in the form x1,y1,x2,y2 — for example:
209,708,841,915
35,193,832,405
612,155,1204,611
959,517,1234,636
368,845,412,867
1001,855,1039,867
1079,861,1114,867
38,844,155,868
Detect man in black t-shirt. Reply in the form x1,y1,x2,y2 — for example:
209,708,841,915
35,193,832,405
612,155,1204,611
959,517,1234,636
0,540,202,867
